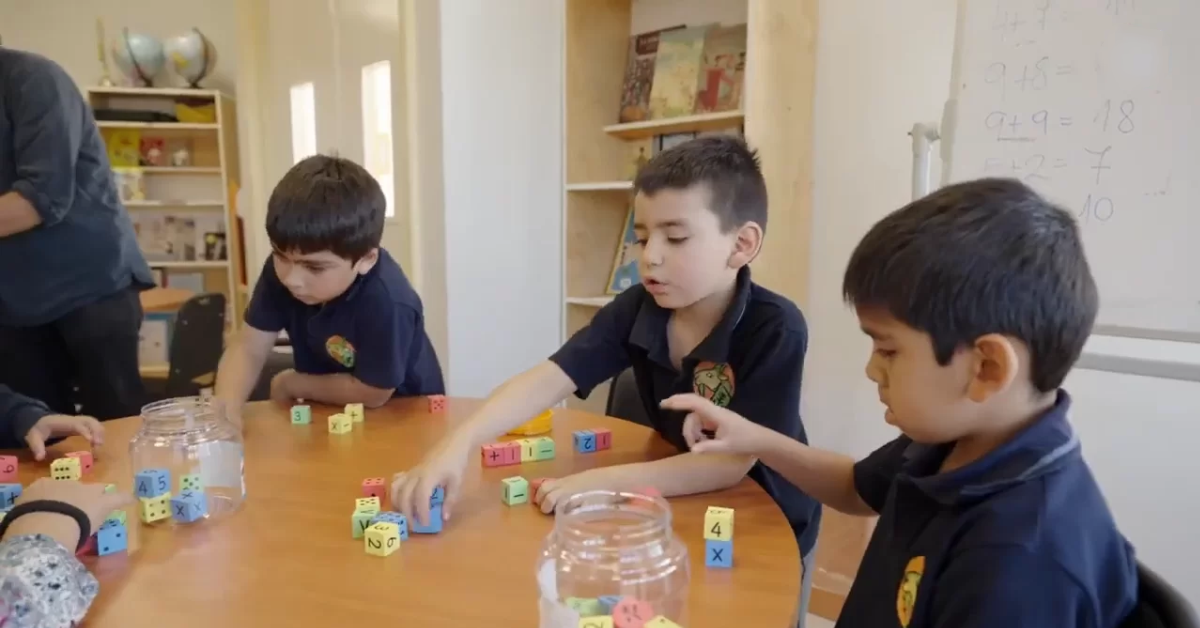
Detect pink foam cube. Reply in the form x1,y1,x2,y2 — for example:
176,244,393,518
0,456,17,482
499,441,521,465
592,428,612,450
362,477,386,500
613,597,656,628
427,395,447,412
65,451,93,474
481,444,507,467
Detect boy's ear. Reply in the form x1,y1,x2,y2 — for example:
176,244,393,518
965,334,1020,402
728,221,763,269
353,248,380,275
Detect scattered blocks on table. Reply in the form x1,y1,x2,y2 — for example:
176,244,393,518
573,430,596,453
579,617,615,628
705,538,733,568
597,596,622,614
135,468,170,498
370,512,409,540
180,473,203,492
96,520,128,556
0,455,17,483
352,510,375,539
138,492,172,523
105,510,127,526
364,522,400,557
427,394,447,413
170,490,208,523
355,496,381,515
533,436,555,461
345,402,365,423
566,597,606,616
703,506,735,541
612,597,655,628
362,477,386,500
430,486,444,505
50,457,82,481
290,404,311,425
328,413,353,434
501,476,529,506
481,442,521,467
65,451,93,474
0,484,21,509
507,409,553,436
644,617,682,628
591,428,612,451
410,505,443,534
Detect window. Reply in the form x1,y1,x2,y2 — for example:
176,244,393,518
289,82,317,164
361,61,395,218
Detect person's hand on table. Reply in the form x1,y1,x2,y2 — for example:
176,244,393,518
662,393,773,456
269,368,298,406
390,433,471,527
534,467,632,515
4,479,132,549
24,415,104,461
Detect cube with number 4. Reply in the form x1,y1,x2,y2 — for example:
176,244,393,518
703,506,735,541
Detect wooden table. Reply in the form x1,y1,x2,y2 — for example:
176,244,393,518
22,398,801,627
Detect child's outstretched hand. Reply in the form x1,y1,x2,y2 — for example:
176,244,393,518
25,414,104,461
660,393,769,456
390,434,472,528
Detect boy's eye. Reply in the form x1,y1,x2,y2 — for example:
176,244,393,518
875,348,897,359
667,236,689,244
634,238,648,246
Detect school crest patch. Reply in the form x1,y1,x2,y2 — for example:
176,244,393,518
896,555,925,627
325,335,356,368
692,361,735,408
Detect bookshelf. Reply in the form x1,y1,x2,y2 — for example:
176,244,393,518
561,0,816,417
86,87,246,333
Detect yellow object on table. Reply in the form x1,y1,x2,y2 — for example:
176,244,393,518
508,409,553,436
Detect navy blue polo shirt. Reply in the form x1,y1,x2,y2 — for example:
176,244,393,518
244,249,444,397
550,266,822,555
840,391,1137,628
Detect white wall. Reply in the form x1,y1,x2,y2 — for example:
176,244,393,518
438,0,564,397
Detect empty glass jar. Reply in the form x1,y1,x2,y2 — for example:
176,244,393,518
128,396,246,523
537,490,690,627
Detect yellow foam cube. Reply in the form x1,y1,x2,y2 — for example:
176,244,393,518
644,617,681,628
508,409,553,436
578,616,614,628
139,492,172,523
355,496,381,514
50,457,81,480
518,438,540,462
328,413,352,434
345,403,365,423
704,506,735,541
364,522,400,556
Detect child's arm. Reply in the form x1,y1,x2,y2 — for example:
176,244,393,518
279,372,392,408
213,325,279,421
0,386,103,459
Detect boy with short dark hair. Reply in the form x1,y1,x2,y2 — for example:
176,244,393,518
214,155,444,423
391,135,822,614
665,178,1138,627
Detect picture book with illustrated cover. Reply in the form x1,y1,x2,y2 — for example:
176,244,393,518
617,25,685,123
647,24,713,119
694,24,747,114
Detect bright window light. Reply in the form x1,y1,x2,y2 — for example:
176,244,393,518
361,61,395,218
289,82,317,164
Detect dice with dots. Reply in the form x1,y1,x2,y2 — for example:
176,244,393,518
364,522,401,557
362,477,386,500
0,455,17,483
170,490,208,523
0,484,21,509
703,506,735,541
290,405,312,425
50,457,82,481
427,394,447,412
370,512,409,540
135,468,171,498
180,473,203,492
355,496,381,515
139,492,171,523
64,451,93,474
96,520,128,556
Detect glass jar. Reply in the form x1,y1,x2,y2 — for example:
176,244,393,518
537,490,690,628
128,396,246,523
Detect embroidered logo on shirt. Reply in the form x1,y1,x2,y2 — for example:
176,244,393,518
896,555,925,627
325,335,356,368
693,362,735,408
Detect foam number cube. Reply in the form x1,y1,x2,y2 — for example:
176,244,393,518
362,477,386,500
0,455,17,482
180,473,203,492
290,404,311,425
344,402,365,423
355,496,381,515
481,444,507,467
0,484,21,509
644,617,682,628
138,492,172,523
578,617,614,628
703,506,735,541
96,520,128,556
591,428,612,451
135,468,171,498
612,598,655,628
534,437,556,461
170,490,208,523
566,598,606,616
501,476,529,506
50,457,82,481
573,430,596,453
328,413,353,434
370,512,409,540
519,438,538,462
352,510,375,539
500,441,521,465
427,394,447,413
64,451,94,474
705,538,733,568
364,522,400,557
410,505,443,534
105,510,127,526
430,486,444,505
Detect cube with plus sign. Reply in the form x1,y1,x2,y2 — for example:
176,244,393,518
344,402,365,423
170,490,208,523
0,484,21,509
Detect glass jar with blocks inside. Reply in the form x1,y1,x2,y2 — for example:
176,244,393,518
129,397,246,525
536,490,689,628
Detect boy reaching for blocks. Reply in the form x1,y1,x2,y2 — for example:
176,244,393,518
663,179,1138,627
0,385,104,460
214,156,445,425
392,136,822,612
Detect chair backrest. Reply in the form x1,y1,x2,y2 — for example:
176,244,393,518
165,293,226,398
1120,560,1199,628
605,367,651,426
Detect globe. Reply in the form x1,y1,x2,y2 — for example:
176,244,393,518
164,28,217,88
111,29,165,87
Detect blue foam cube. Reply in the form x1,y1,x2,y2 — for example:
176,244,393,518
430,486,445,505
598,595,622,613
705,539,733,568
0,484,22,509
170,490,208,523
135,468,171,498
410,504,443,534
96,520,128,556
573,430,596,453
370,511,409,540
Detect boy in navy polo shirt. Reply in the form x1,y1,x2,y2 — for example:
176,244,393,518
391,136,822,616
664,178,1138,627
214,155,444,424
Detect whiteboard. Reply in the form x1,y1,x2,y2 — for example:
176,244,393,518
943,0,1200,338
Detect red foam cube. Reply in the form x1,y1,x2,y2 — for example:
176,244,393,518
499,441,521,465
362,477,386,500
65,451,94,474
0,456,17,483
481,444,507,467
612,597,656,628
76,534,97,557
591,428,612,450
427,395,447,412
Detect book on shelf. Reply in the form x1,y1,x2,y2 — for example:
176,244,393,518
131,212,225,262
617,25,684,123
647,25,713,120
694,24,747,114
607,205,641,295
